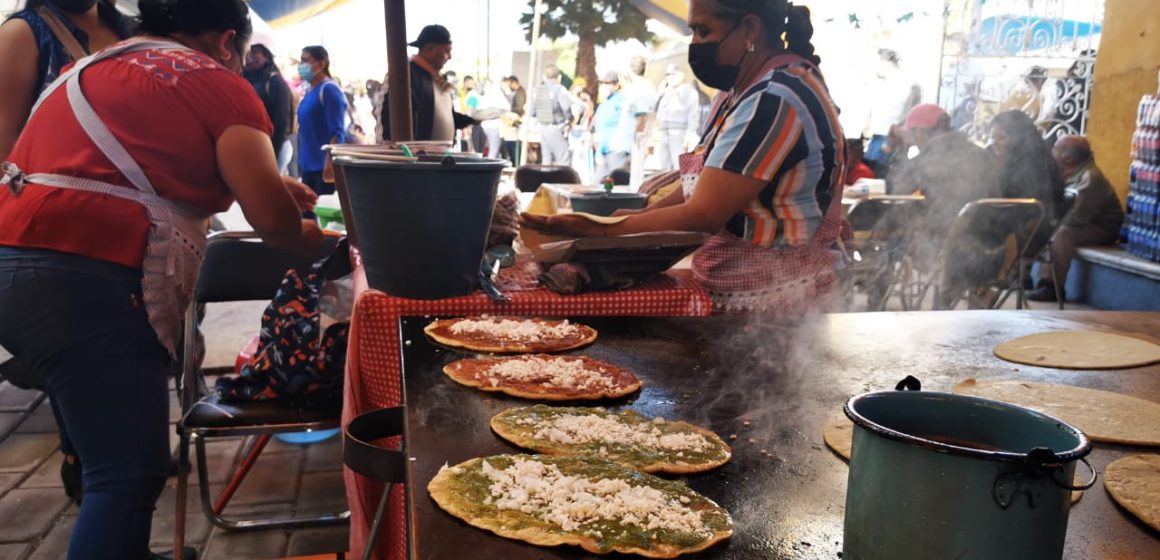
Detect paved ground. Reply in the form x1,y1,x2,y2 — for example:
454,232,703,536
0,301,349,560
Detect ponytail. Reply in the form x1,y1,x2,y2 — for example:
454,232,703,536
785,4,820,66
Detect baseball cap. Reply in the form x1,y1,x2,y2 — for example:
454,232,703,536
901,104,948,130
600,71,619,83
409,25,452,47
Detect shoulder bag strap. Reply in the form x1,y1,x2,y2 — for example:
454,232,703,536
35,7,89,62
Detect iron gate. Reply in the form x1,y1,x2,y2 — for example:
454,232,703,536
938,0,1104,144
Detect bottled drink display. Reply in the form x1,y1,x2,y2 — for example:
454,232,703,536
1128,94,1160,262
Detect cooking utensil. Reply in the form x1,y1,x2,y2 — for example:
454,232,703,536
843,376,1094,560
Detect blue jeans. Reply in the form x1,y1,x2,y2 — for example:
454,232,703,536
0,248,170,560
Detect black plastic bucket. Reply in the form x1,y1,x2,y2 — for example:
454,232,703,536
336,155,505,299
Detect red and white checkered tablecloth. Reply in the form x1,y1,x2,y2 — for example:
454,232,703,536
343,267,711,560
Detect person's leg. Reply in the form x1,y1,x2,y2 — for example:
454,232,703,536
0,249,170,560
552,127,570,168
277,139,294,175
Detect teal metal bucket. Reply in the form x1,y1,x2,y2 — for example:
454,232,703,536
843,377,1094,560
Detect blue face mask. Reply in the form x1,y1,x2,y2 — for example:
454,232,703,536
297,63,315,82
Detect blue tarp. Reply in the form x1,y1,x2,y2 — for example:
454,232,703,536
248,0,350,27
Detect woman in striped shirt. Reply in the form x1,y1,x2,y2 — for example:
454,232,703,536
522,0,846,314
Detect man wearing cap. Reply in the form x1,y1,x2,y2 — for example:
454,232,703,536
654,64,702,171
531,65,574,166
889,103,1002,308
890,104,1001,248
379,24,476,142
593,71,628,182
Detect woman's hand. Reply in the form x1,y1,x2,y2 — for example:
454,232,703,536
611,207,647,217
282,176,318,212
519,213,609,238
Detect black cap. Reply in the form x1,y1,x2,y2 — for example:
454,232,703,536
409,25,452,47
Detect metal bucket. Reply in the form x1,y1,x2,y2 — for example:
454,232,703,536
843,377,1095,560
335,155,505,299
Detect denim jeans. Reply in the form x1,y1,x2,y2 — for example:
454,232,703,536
0,247,170,560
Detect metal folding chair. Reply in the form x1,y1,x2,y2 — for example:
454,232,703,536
843,196,928,311
173,232,346,559
925,199,1045,310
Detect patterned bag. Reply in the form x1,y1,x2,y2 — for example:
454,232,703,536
216,239,352,405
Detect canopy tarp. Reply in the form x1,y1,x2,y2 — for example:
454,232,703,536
249,0,355,29
628,0,689,34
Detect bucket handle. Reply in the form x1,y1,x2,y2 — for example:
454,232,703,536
993,450,1097,509
894,375,922,391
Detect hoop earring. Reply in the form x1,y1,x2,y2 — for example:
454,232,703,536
746,42,755,53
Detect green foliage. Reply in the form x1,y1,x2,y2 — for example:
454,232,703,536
520,0,653,45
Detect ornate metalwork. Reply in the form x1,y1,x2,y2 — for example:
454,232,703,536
938,0,1104,144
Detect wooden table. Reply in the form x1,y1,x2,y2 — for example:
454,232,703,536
398,310,1160,559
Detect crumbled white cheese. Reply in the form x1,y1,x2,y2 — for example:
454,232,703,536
448,318,581,341
481,458,709,536
480,357,617,391
533,413,713,453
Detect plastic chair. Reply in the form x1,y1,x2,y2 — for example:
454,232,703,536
926,199,1045,310
514,164,581,193
343,406,407,560
173,232,346,559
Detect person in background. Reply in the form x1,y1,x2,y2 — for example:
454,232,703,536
889,104,1000,242
525,0,846,315
843,138,875,186
654,63,702,171
1001,65,1048,123
1027,135,1124,301
990,110,1065,229
0,1,329,557
459,74,476,113
477,78,506,158
0,0,134,505
531,65,573,166
380,25,475,144
878,104,1000,310
623,55,656,186
0,0,132,160
593,71,627,181
444,69,459,109
500,75,526,164
296,45,346,203
569,83,596,183
245,43,294,174
863,48,921,178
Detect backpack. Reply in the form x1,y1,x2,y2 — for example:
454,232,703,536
216,239,353,406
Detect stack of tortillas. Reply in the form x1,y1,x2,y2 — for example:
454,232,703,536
953,379,1160,447
823,414,1085,504
993,330,1160,370
1104,455,1160,532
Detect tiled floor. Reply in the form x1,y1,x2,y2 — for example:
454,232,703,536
0,301,349,560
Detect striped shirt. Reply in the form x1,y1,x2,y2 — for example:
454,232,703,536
701,58,845,247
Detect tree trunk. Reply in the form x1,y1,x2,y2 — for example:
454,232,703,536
576,25,598,99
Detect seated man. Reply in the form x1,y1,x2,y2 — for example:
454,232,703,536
1027,135,1125,301
889,104,1004,309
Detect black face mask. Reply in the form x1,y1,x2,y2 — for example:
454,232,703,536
688,24,746,90
52,0,98,14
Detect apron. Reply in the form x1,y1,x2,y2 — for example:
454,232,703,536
1,39,210,357
681,54,845,315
